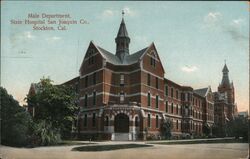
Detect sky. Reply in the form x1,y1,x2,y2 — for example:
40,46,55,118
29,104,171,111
1,1,249,112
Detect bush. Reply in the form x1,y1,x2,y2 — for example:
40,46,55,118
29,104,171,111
1,87,32,147
29,120,61,146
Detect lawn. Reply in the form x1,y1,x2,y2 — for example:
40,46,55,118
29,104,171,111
148,138,246,145
72,144,153,152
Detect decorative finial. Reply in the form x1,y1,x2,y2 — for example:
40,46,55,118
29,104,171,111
122,10,125,18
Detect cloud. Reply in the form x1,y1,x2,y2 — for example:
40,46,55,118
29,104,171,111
100,7,137,19
10,31,35,48
230,18,244,27
226,18,248,41
45,36,61,42
102,9,114,18
204,12,222,24
202,12,249,42
11,31,35,41
181,65,198,73
224,27,248,41
123,7,136,16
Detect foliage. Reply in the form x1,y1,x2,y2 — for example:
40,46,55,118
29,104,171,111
28,120,61,146
203,123,212,136
227,116,248,141
161,118,173,140
1,87,32,146
26,77,78,139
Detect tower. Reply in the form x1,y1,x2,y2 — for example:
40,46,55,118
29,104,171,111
218,62,235,104
115,11,130,62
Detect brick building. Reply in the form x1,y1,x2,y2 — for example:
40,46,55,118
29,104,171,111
213,64,238,136
61,15,217,140
28,14,238,140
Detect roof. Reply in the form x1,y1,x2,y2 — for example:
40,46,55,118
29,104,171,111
62,76,79,85
96,44,148,65
117,18,129,38
194,87,209,97
164,78,182,88
222,64,229,72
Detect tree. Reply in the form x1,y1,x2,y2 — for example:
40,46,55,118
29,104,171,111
227,117,248,141
161,118,173,140
1,87,32,146
26,77,78,139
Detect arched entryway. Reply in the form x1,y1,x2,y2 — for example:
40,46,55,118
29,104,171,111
114,113,129,133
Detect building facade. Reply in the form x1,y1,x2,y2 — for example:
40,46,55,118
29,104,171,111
213,64,238,136
28,14,238,140
62,16,217,140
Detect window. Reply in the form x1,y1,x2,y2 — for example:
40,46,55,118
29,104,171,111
176,120,179,130
147,93,151,107
120,92,125,103
88,50,95,65
120,74,124,85
105,116,109,126
156,115,159,128
85,76,88,88
150,53,156,67
84,114,87,127
147,74,151,86
176,90,179,99
156,95,159,108
171,103,174,114
93,73,96,85
180,105,183,115
165,85,168,96
165,101,168,113
147,114,151,127
156,77,159,89
135,116,139,127
92,113,96,127
93,91,96,106
84,94,88,107
171,88,174,98
181,93,185,101
176,104,179,114
89,56,94,65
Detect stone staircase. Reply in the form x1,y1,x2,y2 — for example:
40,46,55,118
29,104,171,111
112,133,131,141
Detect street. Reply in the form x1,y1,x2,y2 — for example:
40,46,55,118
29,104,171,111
0,141,248,159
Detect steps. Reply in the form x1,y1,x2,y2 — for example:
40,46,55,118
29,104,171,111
112,133,131,141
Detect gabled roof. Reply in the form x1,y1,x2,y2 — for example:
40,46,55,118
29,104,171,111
96,46,121,65
194,87,209,97
94,42,148,65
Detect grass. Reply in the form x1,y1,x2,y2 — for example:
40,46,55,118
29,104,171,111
57,140,95,146
72,144,153,152
149,139,247,145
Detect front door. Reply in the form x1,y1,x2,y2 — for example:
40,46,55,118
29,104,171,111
114,113,129,133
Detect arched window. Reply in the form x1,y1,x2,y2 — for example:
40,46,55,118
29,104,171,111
135,116,139,127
